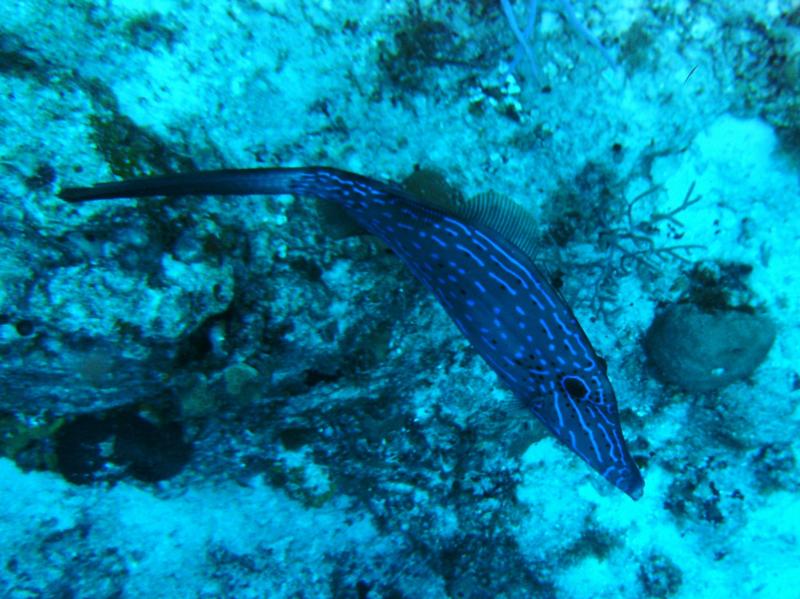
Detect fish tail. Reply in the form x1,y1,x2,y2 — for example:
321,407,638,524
58,167,308,202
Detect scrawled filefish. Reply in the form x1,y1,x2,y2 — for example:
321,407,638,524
59,166,644,499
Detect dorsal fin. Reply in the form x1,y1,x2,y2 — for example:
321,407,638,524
401,168,465,212
401,169,541,262
453,191,541,261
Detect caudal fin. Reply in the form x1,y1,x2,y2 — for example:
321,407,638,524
58,168,302,202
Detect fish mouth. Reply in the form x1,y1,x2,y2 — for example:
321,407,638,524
619,467,645,500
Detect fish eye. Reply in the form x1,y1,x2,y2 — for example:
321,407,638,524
561,375,590,401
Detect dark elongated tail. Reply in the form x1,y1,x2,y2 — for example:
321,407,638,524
58,168,310,202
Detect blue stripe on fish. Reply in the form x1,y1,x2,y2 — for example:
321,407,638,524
59,166,644,499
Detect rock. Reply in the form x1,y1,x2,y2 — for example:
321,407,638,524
643,303,776,392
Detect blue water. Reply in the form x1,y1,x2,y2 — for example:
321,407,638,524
0,1,798,597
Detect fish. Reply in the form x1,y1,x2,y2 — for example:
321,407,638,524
59,166,645,499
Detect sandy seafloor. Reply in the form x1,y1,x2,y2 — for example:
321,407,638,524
0,0,799,597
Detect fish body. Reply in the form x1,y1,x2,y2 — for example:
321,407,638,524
60,166,644,499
